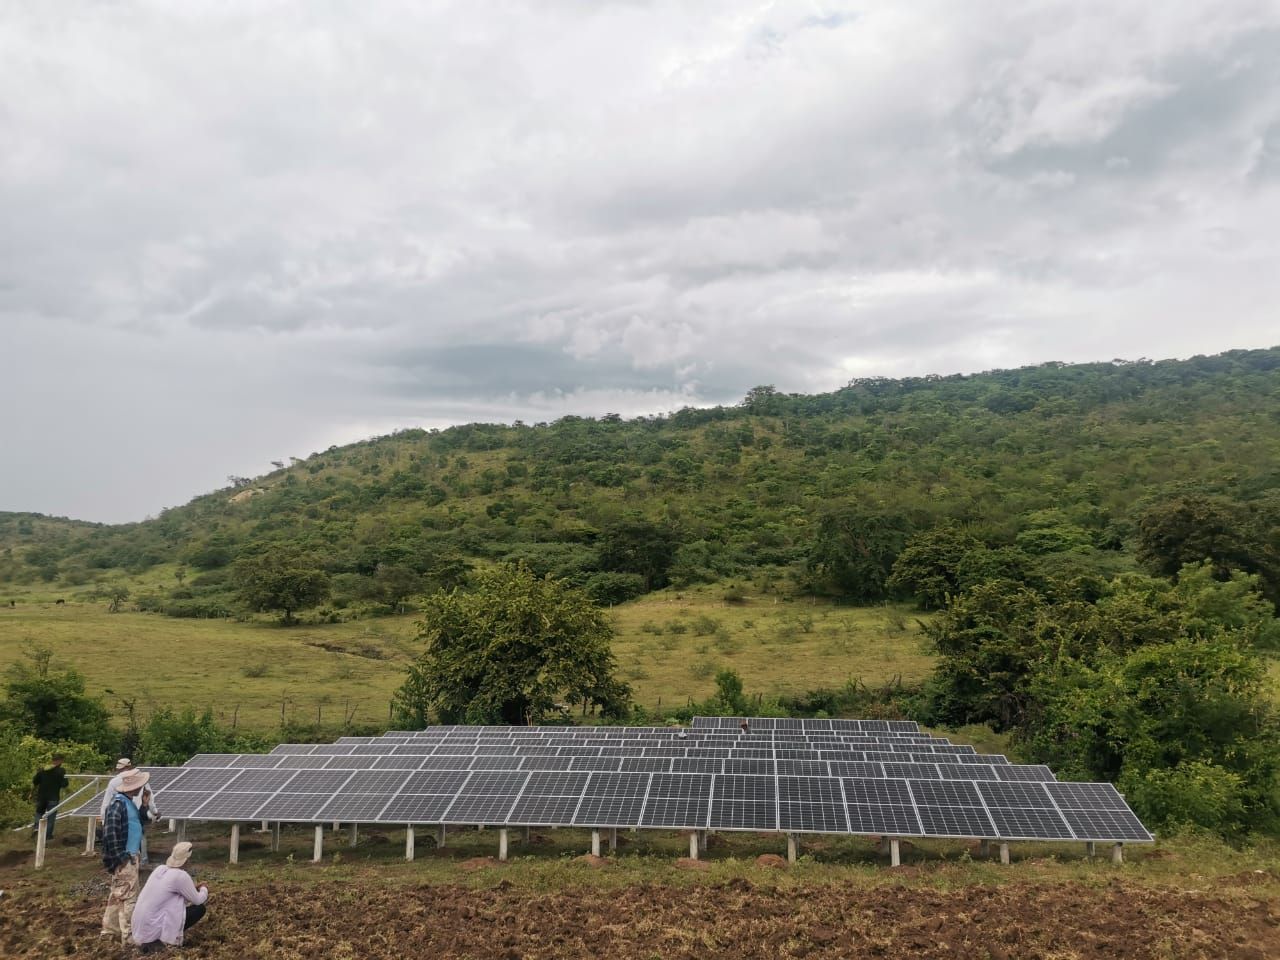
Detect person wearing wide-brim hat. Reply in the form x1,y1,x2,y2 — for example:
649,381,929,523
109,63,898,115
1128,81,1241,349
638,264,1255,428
131,841,210,952
98,757,134,820
100,768,158,945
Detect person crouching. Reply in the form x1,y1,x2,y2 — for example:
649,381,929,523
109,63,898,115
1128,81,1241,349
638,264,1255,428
131,841,209,952
99,768,157,945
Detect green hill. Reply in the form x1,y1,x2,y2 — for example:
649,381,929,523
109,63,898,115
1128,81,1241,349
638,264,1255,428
2,347,1279,617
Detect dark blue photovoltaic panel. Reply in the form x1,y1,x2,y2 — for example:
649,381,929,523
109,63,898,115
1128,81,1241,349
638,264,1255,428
641,796,709,828
845,804,920,835
648,774,712,799
709,801,777,831
573,794,646,827
712,775,775,803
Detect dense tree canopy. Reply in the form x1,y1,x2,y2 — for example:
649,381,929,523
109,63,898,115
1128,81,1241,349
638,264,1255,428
393,564,631,726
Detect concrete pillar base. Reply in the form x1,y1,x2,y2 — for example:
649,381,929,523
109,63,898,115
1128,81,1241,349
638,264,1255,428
498,828,509,862
999,843,1010,865
405,826,415,861
229,824,240,864
786,834,798,864
1111,843,1123,865
312,824,324,862
890,838,901,867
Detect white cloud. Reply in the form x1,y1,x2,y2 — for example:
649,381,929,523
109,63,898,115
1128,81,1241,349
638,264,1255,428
2,0,1279,520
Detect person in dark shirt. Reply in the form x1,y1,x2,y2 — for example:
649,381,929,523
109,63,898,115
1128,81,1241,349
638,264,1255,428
32,754,69,840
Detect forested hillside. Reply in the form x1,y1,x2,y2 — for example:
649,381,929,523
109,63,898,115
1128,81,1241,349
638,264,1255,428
3,348,1279,618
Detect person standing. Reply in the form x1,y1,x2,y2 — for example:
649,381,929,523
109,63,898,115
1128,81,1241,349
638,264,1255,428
131,841,209,952
32,754,69,840
98,758,134,819
100,768,155,945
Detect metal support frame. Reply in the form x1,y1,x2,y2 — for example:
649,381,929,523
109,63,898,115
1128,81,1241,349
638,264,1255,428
1111,842,1123,865
229,824,240,864
437,824,447,848
312,824,324,862
498,828,509,862
999,842,1010,865
405,826,415,861
786,834,798,864
1086,841,1096,858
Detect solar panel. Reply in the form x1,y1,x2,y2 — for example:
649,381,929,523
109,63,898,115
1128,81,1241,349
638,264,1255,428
226,769,298,792
316,794,393,821
255,793,330,820
523,771,591,795
191,791,275,819
844,803,920,835
640,796,709,828
778,777,847,833
648,774,712,799
508,794,582,825
444,793,521,823
379,793,454,823
712,775,775,803
709,801,776,831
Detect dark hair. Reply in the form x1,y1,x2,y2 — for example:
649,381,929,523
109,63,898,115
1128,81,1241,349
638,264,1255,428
51,754,65,762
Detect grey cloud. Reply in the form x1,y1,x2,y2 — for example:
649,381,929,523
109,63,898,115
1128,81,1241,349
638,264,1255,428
2,1,1279,521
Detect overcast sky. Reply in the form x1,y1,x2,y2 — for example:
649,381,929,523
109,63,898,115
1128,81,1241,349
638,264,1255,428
3,2,1279,523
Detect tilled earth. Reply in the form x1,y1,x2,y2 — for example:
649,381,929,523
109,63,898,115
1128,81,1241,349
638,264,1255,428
2,875,1278,960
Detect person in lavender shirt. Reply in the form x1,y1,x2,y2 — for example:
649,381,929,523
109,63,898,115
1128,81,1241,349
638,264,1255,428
130,841,210,952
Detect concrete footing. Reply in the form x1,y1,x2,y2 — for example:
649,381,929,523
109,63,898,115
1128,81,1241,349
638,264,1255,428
84,816,97,855
786,834,798,864
405,826,415,861
348,824,359,847
437,824,447,848
498,828,509,861
999,843,1010,865
591,830,601,857
890,838,901,867
688,832,699,860
1111,843,1124,865
270,822,281,852
1086,841,1096,858
229,824,240,864
34,817,48,869
312,824,324,862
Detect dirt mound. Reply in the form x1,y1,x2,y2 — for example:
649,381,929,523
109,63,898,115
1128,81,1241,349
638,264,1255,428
573,854,611,868
755,854,788,869
674,857,711,871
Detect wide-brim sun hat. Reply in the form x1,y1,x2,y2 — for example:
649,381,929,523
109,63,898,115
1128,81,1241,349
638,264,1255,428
115,758,131,771
166,841,193,868
117,768,149,792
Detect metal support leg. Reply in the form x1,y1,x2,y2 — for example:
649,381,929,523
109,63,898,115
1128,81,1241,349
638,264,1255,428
1086,841,1096,859
312,824,324,862
405,826,415,862
348,824,358,847
999,843,1010,865
229,824,240,864
176,820,187,843
523,826,531,844
890,839,901,867
498,828,509,862
270,822,281,853
591,830,601,857
85,816,97,855
437,824,447,848
688,832,699,860
1111,843,1123,865
609,827,617,852
34,816,48,869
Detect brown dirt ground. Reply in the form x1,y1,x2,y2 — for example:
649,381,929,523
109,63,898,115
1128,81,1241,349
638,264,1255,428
2,876,1277,959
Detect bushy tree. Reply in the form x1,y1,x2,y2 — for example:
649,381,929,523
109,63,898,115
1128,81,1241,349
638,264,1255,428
806,504,911,602
138,707,227,766
887,524,985,609
232,546,330,624
1135,495,1258,581
596,518,681,591
0,648,115,754
393,564,631,725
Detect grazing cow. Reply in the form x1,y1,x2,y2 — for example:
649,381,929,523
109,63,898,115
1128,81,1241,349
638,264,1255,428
54,598,65,606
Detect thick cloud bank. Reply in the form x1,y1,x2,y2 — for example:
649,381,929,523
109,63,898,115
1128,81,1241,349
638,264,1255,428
3,1,1279,521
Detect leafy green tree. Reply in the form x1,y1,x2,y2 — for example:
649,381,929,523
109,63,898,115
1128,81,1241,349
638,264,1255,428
1135,495,1259,581
107,583,130,613
393,564,631,726
709,668,747,715
805,505,911,601
0,729,107,826
582,572,646,605
232,546,330,624
597,518,681,591
887,524,985,609
0,648,115,753
138,707,227,766
372,563,424,613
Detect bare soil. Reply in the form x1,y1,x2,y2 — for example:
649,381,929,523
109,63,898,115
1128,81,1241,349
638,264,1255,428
3,876,1275,959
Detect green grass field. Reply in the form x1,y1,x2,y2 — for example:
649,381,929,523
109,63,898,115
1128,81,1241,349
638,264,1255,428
0,583,933,732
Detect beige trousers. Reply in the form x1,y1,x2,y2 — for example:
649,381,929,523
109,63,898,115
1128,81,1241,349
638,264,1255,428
101,856,140,941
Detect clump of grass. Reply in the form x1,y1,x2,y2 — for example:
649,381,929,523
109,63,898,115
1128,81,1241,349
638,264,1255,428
689,659,718,680
667,621,689,635
722,584,746,604
241,662,270,678
712,631,743,655
690,615,721,636
639,621,665,635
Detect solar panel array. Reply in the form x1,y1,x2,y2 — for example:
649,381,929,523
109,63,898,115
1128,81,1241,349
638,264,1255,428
70,718,1152,843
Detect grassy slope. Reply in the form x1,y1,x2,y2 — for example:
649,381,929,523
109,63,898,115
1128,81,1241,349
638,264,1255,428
0,585,931,731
